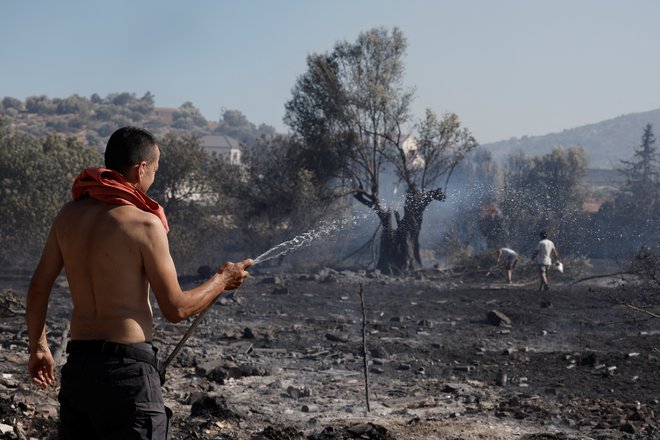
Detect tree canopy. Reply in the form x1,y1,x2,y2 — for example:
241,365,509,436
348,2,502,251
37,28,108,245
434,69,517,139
0,124,102,266
284,27,477,273
486,147,589,255
591,124,660,255
0,92,277,150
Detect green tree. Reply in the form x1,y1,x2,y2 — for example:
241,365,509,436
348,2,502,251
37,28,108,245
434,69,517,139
148,133,226,272
140,91,156,106
214,109,276,143
593,124,660,255
90,93,103,104
0,126,101,267
172,102,208,130
620,124,659,206
56,94,91,115
1,97,24,115
494,147,588,255
108,92,137,107
234,135,334,259
284,27,476,274
149,133,210,205
26,95,57,114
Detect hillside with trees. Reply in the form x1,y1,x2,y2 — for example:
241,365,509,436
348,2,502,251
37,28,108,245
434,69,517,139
0,92,276,150
482,107,660,169
1,29,659,276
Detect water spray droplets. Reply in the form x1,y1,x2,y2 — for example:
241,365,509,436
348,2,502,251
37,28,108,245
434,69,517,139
252,214,370,266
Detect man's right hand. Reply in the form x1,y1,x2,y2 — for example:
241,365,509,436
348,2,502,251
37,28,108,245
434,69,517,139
218,259,253,290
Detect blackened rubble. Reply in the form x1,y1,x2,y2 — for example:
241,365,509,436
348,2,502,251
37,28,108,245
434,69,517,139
0,264,658,439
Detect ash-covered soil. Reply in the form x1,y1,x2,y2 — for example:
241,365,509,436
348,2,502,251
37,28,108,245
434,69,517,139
0,262,658,439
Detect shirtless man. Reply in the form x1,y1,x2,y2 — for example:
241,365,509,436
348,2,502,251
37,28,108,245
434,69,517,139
26,126,252,439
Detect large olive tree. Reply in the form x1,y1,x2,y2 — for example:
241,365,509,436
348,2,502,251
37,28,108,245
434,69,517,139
284,27,476,274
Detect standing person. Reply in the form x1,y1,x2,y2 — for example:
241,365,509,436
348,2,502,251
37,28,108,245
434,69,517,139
496,247,519,284
531,231,560,291
26,126,253,439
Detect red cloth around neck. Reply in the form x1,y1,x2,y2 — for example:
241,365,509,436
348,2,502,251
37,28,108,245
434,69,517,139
72,167,169,233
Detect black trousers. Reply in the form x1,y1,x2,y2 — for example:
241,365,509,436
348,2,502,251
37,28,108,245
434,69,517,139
58,342,171,439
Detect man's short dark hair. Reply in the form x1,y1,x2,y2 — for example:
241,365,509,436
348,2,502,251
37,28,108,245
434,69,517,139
104,126,159,175
540,231,548,239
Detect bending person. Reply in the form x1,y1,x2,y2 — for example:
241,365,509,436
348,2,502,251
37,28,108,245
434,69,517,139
496,247,519,284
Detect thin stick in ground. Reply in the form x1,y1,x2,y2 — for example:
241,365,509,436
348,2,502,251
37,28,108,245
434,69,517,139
358,283,371,413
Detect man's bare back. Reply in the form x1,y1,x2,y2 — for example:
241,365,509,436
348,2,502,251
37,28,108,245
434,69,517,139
27,134,251,389
56,198,161,344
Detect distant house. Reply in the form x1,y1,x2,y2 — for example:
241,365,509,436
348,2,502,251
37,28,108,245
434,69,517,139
201,134,242,165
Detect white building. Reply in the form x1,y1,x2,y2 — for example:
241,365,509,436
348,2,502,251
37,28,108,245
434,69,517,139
201,134,242,165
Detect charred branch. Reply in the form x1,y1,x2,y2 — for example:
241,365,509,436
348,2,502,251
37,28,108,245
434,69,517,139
622,303,660,319
351,188,377,209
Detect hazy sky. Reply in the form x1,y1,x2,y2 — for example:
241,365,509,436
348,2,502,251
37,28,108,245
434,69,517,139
3,0,660,143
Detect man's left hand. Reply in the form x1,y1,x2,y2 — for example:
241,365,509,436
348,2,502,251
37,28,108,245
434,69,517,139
28,350,55,389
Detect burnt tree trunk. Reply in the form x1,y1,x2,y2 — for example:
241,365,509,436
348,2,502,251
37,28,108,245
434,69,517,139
376,188,444,274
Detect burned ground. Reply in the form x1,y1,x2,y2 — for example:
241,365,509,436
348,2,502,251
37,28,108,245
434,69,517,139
0,263,658,439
